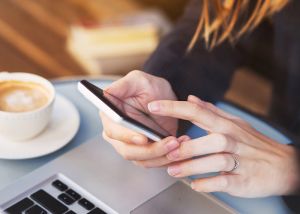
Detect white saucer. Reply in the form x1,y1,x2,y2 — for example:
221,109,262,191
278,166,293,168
0,94,80,159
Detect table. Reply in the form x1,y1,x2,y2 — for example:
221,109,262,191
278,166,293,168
0,78,112,190
0,77,293,213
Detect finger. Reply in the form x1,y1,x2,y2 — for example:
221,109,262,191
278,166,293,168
103,132,180,161
167,133,245,161
188,95,255,132
133,137,191,167
100,111,148,145
187,95,240,121
133,156,172,168
148,100,232,133
167,153,242,177
133,155,192,168
191,174,238,193
177,135,191,143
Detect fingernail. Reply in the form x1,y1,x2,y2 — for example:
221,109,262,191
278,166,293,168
167,149,180,160
148,102,160,112
132,135,145,144
167,165,181,176
165,140,179,151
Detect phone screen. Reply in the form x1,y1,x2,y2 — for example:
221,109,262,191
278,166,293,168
81,80,171,139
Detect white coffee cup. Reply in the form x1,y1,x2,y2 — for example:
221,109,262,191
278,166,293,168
0,72,55,141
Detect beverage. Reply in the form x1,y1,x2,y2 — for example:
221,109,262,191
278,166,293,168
0,80,50,113
0,72,55,141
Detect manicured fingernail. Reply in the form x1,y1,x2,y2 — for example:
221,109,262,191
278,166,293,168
148,102,160,112
167,149,180,160
165,140,179,151
132,135,145,144
167,165,181,176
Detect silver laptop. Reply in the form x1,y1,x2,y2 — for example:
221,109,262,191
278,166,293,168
0,135,235,214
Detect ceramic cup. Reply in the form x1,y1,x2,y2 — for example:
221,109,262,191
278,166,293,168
0,72,55,141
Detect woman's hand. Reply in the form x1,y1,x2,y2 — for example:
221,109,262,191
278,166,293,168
99,70,180,167
148,95,300,197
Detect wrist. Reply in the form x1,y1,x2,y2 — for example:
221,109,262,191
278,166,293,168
283,146,300,195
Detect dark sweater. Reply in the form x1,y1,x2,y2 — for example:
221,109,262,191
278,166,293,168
143,0,300,210
144,0,300,141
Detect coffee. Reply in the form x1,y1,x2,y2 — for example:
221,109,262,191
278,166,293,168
0,80,49,113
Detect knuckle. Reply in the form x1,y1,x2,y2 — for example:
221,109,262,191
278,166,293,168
169,101,176,112
222,120,238,133
212,133,229,152
158,77,170,87
142,78,151,88
190,103,200,113
150,144,163,158
133,161,147,168
153,77,169,91
213,133,228,146
122,152,133,161
132,161,141,166
141,162,152,168
160,101,175,114
217,176,229,190
188,103,201,120
104,129,113,139
102,131,107,139
119,146,133,161
102,132,114,145
213,133,236,153
218,154,232,171
205,102,215,110
129,70,142,77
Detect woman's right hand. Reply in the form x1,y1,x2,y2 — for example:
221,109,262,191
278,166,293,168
99,70,182,167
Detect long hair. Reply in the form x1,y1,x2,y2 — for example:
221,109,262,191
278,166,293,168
187,0,289,51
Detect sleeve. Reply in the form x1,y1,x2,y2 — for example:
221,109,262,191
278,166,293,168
143,0,242,103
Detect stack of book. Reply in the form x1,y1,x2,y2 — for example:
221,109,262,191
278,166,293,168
67,10,171,75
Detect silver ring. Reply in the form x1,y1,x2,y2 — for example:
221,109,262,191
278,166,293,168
228,154,239,172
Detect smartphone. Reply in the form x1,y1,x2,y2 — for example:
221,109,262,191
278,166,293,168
77,80,171,141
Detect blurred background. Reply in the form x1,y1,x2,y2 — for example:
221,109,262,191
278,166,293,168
0,0,271,117
0,0,187,77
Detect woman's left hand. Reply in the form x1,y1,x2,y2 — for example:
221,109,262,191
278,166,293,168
148,95,300,197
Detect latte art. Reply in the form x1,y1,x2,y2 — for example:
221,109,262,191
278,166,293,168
0,81,49,112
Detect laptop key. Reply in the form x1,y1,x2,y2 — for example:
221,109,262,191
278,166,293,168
4,197,34,214
58,193,76,205
65,211,76,214
87,207,107,214
25,205,47,214
78,198,95,210
66,189,81,201
52,180,68,191
31,190,68,214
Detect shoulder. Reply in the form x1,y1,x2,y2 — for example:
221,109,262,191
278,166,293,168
273,1,300,37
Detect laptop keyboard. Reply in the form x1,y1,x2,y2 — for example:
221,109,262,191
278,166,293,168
4,179,106,214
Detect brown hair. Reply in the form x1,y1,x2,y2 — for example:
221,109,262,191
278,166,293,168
187,0,289,51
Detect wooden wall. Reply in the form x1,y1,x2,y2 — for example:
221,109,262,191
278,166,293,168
0,0,141,78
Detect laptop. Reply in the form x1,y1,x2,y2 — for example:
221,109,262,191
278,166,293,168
0,135,235,214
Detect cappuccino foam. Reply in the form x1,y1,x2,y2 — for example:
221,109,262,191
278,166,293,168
0,81,49,112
